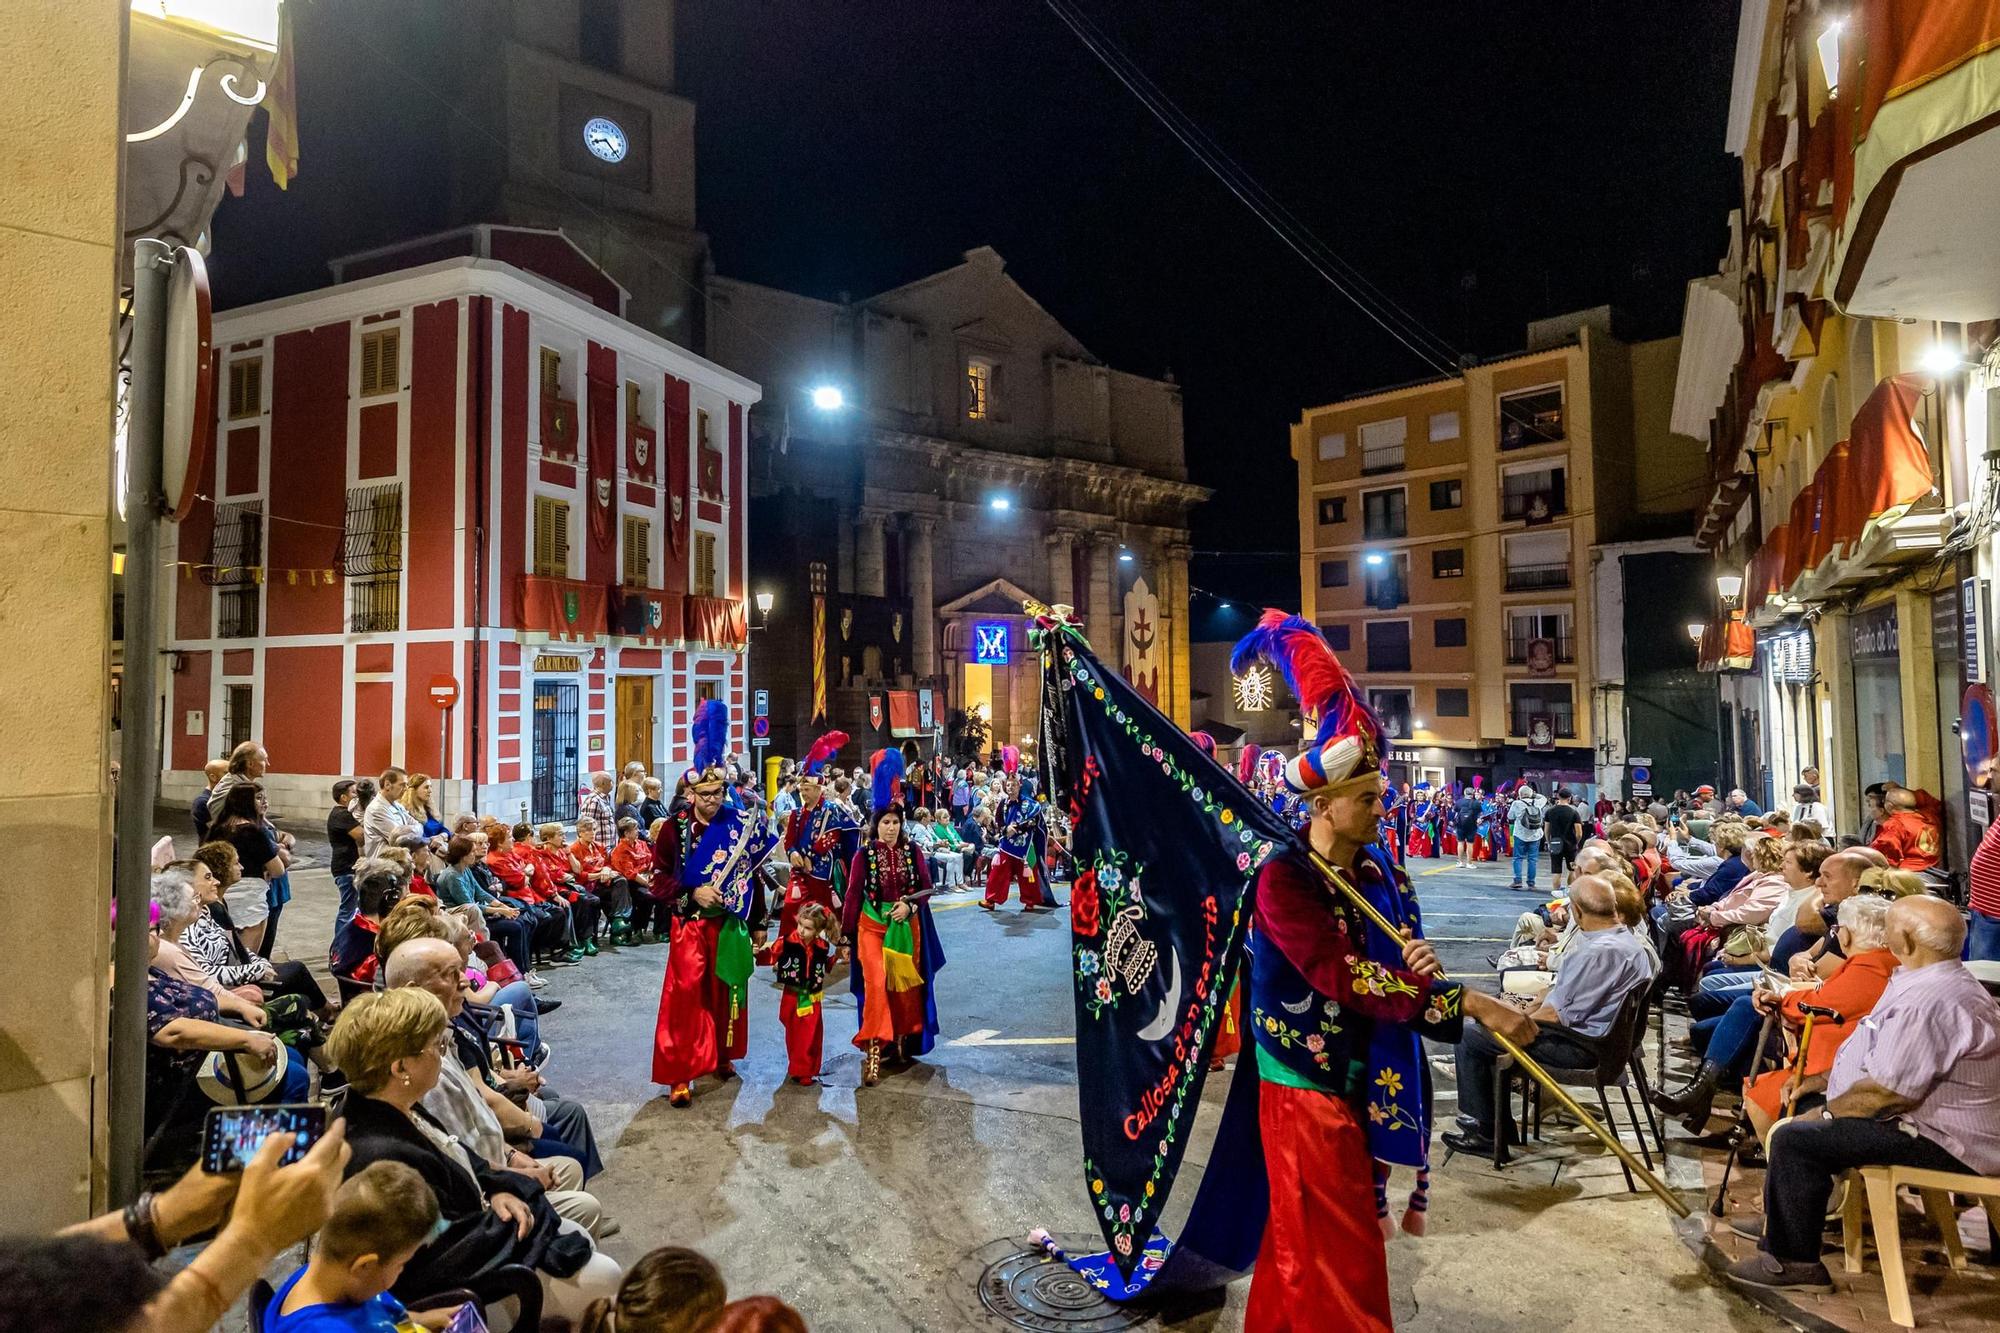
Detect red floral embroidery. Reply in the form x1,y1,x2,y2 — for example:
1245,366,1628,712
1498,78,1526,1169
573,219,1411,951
1071,871,1101,937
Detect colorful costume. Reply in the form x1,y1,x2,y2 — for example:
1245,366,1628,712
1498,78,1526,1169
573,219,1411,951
780,732,859,944
773,928,834,1082
650,708,780,1101
1232,612,1465,1332
985,782,1047,908
840,751,947,1084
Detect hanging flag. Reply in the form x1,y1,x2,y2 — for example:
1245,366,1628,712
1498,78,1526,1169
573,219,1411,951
812,592,828,724
263,5,299,189
1031,606,1295,1291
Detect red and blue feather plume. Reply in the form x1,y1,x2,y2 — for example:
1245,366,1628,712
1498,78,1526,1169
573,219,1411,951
801,730,847,777
690,699,730,772
1231,610,1384,792
869,746,906,813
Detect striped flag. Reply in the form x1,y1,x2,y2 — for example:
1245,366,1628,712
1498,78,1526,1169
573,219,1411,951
263,6,299,189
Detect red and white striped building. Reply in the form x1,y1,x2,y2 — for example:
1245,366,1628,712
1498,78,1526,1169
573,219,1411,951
161,226,759,824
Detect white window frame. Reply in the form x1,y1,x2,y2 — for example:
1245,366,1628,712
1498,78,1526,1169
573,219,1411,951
1359,417,1408,471
1364,618,1414,674
1360,484,1409,540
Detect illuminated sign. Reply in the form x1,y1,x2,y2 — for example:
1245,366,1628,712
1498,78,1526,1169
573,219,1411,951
973,621,1011,666
1233,664,1274,713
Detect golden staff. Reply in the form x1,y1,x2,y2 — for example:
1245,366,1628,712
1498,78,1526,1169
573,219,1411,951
1023,599,1688,1217
1306,846,1690,1218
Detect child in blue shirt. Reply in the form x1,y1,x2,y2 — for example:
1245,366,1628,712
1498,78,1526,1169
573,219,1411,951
266,1161,470,1332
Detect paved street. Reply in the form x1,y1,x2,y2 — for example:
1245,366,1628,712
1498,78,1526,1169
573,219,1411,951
205,819,1789,1333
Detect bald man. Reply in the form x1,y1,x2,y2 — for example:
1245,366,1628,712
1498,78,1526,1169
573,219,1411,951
1790,850,1875,983
1729,897,2000,1294
1444,875,1655,1158
1870,785,1943,872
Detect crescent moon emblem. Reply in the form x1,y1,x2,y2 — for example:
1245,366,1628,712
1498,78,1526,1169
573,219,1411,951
1135,947,1180,1042
1281,994,1314,1014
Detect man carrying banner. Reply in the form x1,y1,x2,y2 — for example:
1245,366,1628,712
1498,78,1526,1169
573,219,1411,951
1234,613,1537,1331
651,758,781,1107
781,731,858,945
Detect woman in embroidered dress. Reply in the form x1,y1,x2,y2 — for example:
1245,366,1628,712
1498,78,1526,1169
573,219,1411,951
840,752,945,1087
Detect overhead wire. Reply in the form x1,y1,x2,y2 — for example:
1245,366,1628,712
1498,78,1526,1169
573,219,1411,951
1043,0,1464,379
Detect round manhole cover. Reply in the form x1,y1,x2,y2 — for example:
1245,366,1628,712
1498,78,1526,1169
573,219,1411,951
972,1234,1152,1332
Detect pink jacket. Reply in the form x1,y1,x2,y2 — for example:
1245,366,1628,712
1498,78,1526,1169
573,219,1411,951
1707,869,1789,926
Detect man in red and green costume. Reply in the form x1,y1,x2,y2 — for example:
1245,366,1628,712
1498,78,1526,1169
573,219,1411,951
651,763,780,1107
781,731,859,943
1234,614,1537,1331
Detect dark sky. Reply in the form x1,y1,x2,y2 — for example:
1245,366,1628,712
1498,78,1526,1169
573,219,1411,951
212,0,1742,621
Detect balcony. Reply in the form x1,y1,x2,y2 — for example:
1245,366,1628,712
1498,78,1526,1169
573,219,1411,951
1510,705,1577,739
612,586,684,643
1503,561,1571,592
348,575,400,634
517,574,606,641
1499,389,1565,450
1505,635,1575,665
1360,445,1405,475
1501,489,1566,523
685,595,748,649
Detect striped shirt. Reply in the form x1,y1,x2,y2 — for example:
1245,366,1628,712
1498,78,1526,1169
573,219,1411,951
1828,959,2000,1173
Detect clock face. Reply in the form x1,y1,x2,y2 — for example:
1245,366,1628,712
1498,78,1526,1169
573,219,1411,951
583,116,628,163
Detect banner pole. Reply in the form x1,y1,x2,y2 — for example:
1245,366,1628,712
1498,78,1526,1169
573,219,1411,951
1304,846,1689,1219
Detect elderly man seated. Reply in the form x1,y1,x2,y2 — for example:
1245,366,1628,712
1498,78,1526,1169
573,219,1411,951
382,939,615,1238
1726,897,2000,1293
1442,874,1654,1159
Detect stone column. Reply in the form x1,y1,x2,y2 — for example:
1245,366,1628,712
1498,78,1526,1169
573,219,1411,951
1162,542,1194,729
1,0,123,1227
1088,535,1116,655
854,507,887,598
906,516,936,681
1044,528,1075,610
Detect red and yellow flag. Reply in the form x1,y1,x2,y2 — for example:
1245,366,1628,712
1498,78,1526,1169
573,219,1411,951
263,6,299,189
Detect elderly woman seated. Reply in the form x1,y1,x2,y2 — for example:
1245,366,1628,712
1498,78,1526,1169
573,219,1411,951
327,988,622,1320
183,841,336,1023
150,865,280,1030
145,876,308,1168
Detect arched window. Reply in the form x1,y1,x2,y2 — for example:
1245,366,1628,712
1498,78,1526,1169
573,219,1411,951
1847,323,1876,414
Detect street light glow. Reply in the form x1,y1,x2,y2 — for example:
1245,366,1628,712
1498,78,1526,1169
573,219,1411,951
754,590,775,614
1686,622,1706,643
1920,344,1963,375
988,495,1011,511
809,384,845,411
1118,548,1133,563
1364,551,1386,567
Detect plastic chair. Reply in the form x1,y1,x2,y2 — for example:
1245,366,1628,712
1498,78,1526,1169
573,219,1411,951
1501,980,1659,1191
1838,1164,2000,1327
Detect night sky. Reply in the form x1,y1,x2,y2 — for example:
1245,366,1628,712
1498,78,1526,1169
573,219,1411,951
211,0,1743,625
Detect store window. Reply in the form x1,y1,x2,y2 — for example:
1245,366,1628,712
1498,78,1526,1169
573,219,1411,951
1848,603,1906,786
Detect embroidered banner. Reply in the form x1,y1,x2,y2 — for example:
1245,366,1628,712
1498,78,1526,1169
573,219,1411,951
1035,617,1295,1282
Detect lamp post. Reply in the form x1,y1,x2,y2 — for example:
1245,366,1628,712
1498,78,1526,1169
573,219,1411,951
748,590,775,792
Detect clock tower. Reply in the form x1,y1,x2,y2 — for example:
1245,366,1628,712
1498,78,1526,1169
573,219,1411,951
449,0,707,347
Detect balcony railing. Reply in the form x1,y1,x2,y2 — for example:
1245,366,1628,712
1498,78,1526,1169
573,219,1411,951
348,575,401,633
1361,445,1405,474
1505,634,1575,665
1503,561,1571,592
1511,707,1577,738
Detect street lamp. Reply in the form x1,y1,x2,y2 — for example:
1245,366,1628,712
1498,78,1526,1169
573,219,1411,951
1686,622,1706,644
809,384,845,412
1920,344,1964,376
988,494,1012,512
1364,550,1386,567
1715,572,1742,606
751,589,775,632
1118,548,1133,563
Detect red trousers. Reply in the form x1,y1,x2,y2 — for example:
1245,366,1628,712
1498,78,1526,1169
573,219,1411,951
1245,1083,1393,1333
651,916,746,1086
779,988,824,1080
984,851,1044,907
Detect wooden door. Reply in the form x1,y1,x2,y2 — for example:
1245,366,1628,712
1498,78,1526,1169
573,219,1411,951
616,675,655,775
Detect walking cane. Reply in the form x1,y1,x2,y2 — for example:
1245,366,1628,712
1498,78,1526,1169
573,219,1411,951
1784,1004,1842,1117
1710,1009,1781,1217
1305,846,1691,1218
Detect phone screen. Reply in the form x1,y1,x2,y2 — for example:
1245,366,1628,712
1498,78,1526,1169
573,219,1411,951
201,1103,326,1174
444,1303,491,1333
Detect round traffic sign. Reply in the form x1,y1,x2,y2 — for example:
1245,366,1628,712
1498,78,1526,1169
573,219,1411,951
429,674,460,709
1630,765,1651,785
752,715,770,739
160,246,213,522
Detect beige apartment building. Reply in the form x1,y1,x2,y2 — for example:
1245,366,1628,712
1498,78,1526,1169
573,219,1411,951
1292,310,1694,792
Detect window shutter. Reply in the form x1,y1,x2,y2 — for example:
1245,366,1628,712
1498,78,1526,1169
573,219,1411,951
553,500,570,573
359,336,378,397
541,349,561,401
623,516,648,586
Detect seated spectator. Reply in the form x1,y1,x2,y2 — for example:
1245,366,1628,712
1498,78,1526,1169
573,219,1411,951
383,940,611,1234
638,777,671,830
614,780,645,831
1683,833,1791,966
534,821,603,953
1870,785,1944,872
432,833,535,984
611,817,669,943
330,862,405,990
264,1161,458,1332
1690,841,1833,1019
579,1245,727,1333
1608,877,1662,977
1444,876,1652,1158
705,1295,810,1333
440,909,556,1054
1788,848,1889,983
569,816,637,944
1726,897,2000,1294
1787,783,1829,832
327,989,622,1318
150,865,276,1029
182,843,336,1022
929,808,970,887
487,820,580,966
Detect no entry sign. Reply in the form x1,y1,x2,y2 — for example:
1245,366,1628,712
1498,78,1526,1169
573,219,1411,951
429,674,459,710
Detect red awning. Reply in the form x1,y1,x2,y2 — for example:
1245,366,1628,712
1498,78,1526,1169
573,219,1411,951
1802,442,1847,572
1781,480,1821,589
1831,373,1936,552
1747,522,1790,616
684,595,747,648
518,575,607,641
1698,613,1757,673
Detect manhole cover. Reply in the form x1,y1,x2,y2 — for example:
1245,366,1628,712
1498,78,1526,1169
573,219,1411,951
973,1234,1151,1331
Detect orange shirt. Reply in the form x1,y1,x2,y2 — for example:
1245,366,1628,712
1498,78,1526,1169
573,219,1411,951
610,836,654,881
568,838,608,878
1781,948,1898,1077
1872,808,1942,871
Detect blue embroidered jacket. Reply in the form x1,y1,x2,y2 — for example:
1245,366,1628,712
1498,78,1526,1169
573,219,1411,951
996,796,1041,859
783,798,859,883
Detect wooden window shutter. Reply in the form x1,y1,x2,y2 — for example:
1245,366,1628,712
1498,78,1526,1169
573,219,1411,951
622,515,648,587
625,381,641,423
228,359,263,419
540,348,561,400
552,499,570,573
359,329,399,397
694,531,716,596
534,496,571,576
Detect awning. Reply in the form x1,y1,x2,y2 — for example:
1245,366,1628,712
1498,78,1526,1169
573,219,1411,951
684,595,747,649
887,690,921,738
1828,372,1937,554
1806,440,1853,571
1780,478,1822,590
1747,521,1790,619
1832,0,2000,319
1671,276,1745,439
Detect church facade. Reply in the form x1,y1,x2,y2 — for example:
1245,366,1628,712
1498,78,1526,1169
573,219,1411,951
709,249,1207,764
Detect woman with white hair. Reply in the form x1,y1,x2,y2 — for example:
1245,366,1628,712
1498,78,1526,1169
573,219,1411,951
150,864,278,1029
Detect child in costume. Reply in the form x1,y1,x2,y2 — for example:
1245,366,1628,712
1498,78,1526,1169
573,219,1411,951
774,902,837,1085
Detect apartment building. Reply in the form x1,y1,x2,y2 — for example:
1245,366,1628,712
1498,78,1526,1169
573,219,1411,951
1293,310,1694,793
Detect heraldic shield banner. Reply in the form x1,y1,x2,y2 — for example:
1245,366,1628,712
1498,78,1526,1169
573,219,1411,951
1032,610,1298,1292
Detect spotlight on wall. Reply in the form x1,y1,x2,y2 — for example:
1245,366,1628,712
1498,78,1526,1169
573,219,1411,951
1364,550,1387,567
1920,344,1964,376
988,495,1012,512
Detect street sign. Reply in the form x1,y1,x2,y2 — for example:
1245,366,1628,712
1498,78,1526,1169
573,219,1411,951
1627,756,1653,767
1629,765,1651,785
754,688,769,717
160,246,213,522
429,674,459,709
752,715,770,740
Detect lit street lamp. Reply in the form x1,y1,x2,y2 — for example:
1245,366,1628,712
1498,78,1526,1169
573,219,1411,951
809,384,845,411
1686,622,1705,644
